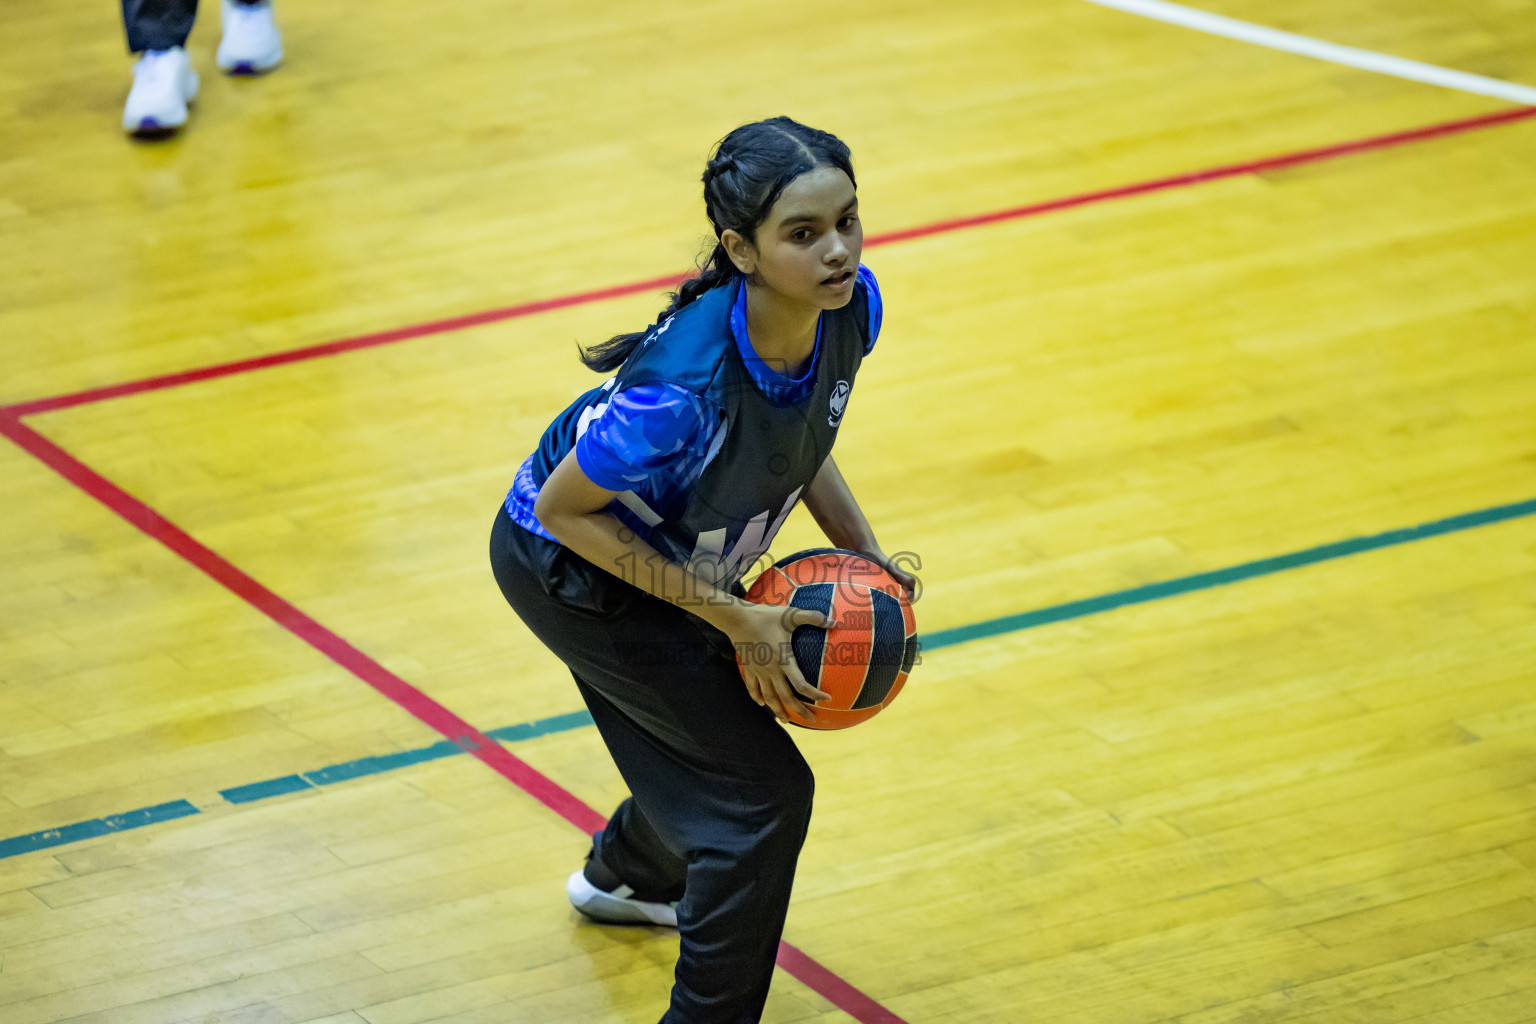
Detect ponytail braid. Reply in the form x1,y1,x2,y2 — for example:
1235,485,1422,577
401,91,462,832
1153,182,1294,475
579,117,855,373
578,241,741,373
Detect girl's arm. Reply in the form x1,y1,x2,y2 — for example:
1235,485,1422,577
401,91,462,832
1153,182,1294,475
803,455,917,598
534,449,833,723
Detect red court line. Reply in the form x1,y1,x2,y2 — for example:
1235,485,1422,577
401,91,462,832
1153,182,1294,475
6,104,1534,420
0,412,912,1022
3,272,688,418
0,411,604,837
778,942,910,1023
862,104,1536,246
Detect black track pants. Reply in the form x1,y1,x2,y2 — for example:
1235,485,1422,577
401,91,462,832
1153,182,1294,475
489,509,814,1024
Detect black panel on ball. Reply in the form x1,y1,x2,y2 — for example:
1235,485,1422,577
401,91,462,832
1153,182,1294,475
788,584,834,685
853,589,906,709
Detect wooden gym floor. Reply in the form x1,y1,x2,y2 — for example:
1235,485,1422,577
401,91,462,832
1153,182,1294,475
2,0,1535,1021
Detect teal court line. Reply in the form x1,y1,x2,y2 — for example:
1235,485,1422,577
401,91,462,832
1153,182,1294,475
0,802,201,860
218,711,597,802
921,495,1536,649
3,496,1533,861
0,713,597,861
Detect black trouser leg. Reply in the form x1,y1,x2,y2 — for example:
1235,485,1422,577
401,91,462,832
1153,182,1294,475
123,0,197,52
490,511,814,1024
590,792,689,903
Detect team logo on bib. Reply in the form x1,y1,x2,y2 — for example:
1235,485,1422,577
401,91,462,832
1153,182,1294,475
828,380,850,427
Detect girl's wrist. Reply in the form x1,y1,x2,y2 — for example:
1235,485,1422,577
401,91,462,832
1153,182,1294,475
841,531,879,554
692,593,748,633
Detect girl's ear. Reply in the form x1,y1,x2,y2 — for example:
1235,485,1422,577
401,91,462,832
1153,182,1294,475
720,229,756,275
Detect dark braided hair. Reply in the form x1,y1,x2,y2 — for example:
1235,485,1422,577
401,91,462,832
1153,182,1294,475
579,117,856,372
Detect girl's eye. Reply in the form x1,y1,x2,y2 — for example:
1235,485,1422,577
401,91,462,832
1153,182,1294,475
791,229,813,241
839,215,858,229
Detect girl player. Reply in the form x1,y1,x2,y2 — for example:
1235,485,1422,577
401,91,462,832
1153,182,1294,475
489,116,914,1022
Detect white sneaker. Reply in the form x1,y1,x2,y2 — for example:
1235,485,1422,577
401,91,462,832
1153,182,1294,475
217,0,283,75
123,47,199,136
566,869,678,927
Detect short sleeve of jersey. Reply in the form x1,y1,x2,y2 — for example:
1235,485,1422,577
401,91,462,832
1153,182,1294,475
573,382,724,492
858,264,882,354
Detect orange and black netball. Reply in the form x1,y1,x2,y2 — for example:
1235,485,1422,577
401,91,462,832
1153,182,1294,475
739,549,918,730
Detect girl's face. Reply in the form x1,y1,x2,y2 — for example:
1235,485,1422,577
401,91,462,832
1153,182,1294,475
728,165,863,310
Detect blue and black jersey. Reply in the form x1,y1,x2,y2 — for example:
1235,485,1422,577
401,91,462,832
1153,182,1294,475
505,265,882,587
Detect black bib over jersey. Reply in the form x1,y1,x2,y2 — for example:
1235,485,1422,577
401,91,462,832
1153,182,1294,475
529,279,870,587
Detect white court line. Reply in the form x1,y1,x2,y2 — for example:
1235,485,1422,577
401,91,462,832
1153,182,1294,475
1080,0,1536,106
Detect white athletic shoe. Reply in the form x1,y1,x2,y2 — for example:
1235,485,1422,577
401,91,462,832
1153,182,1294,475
123,47,199,136
566,868,678,927
217,0,283,75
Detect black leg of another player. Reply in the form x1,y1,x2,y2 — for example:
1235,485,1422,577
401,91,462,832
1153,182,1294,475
490,511,814,1024
122,0,198,52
